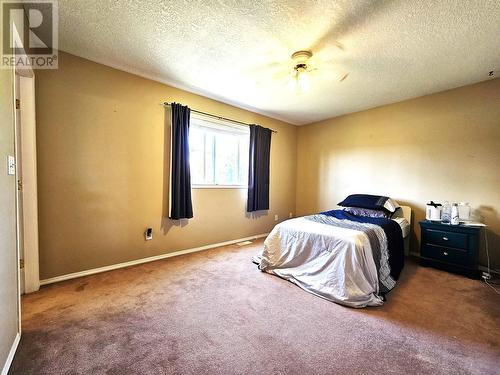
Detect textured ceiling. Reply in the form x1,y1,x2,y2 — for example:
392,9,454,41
58,0,500,125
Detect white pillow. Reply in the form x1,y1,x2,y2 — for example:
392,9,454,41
384,198,400,213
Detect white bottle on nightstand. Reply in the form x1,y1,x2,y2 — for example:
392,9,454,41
441,201,451,223
450,203,460,225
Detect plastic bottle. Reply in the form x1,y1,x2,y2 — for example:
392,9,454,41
458,202,471,221
441,201,451,224
451,203,460,225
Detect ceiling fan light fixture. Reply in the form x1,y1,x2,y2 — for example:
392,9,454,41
296,69,310,92
287,68,310,93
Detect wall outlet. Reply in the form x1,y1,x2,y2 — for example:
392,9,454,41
289,212,293,218
7,155,15,175
145,227,153,241
274,214,279,222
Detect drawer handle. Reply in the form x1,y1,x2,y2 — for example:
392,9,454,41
443,251,448,256
442,237,449,241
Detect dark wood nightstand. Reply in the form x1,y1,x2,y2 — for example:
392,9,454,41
419,220,481,278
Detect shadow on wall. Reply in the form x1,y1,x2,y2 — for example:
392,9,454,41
161,106,176,235
481,228,499,271
475,205,497,223
162,218,189,235
396,200,425,255
246,210,268,220
475,205,499,268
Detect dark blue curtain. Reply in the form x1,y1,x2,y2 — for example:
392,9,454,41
169,103,193,219
247,125,272,212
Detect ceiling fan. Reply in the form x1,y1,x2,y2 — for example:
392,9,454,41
252,47,349,93
287,49,348,93
288,50,349,91
248,2,392,93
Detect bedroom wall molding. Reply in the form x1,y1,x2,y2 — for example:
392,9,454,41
1,333,20,375
40,233,269,286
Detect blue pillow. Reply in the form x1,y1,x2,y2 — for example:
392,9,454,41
343,207,390,218
338,194,399,213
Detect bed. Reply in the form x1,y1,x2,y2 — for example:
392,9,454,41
255,200,412,308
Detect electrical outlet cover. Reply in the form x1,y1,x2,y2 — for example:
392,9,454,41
7,155,15,175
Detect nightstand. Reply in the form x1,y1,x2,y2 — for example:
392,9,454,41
419,220,481,278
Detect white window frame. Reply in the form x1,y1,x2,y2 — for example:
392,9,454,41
190,113,249,189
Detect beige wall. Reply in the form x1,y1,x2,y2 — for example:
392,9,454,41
0,63,19,367
36,52,297,279
297,79,500,268
36,52,499,278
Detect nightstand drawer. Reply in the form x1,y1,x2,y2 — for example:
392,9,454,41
419,220,481,278
426,229,468,249
422,244,468,265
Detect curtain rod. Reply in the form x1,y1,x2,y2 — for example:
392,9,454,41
163,102,277,134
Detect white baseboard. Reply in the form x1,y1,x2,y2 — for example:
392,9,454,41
40,233,269,286
1,332,20,375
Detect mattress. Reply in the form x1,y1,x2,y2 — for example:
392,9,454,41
393,217,410,238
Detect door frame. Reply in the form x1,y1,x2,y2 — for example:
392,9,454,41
1,17,40,375
13,29,40,296
14,69,40,294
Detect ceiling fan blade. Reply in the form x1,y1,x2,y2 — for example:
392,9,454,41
252,66,291,86
312,46,347,64
246,61,282,75
272,69,292,81
315,66,349,82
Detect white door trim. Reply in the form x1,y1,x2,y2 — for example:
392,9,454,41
12,22,40,296
18,74,40,293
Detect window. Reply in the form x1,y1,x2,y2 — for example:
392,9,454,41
189,115,249,187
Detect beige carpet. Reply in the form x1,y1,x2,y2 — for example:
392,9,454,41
10,239,500,374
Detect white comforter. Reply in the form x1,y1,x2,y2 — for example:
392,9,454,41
259,217,390,307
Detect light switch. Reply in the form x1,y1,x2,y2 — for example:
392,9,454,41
7,155,15,175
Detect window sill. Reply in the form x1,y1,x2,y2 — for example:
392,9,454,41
192,185,248,189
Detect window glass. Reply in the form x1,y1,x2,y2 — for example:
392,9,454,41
189,116,249,187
